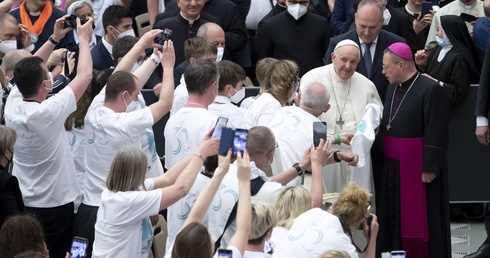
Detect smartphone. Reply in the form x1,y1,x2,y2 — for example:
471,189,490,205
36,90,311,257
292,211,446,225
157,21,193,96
61,51,67,63
421,1,433,16
391,250,406,258
217,248,233,258
212,117,229,138
154,28,173,45
70,237,88,258
460,13,478,23
313,121,327,147
232,129,248,157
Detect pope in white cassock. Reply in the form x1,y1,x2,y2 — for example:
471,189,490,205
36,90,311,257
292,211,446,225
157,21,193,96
300,39,383,193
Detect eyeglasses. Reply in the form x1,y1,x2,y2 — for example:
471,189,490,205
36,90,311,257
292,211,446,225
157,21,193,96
147,165,151,171
382,62,401,70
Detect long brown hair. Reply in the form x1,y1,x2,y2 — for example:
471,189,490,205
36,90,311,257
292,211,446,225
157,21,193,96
106,148,148,192
172,222,213,258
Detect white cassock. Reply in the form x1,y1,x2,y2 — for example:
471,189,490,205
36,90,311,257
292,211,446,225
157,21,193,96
300,64,383,193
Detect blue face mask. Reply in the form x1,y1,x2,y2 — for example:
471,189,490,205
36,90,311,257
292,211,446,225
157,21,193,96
436,35,451,48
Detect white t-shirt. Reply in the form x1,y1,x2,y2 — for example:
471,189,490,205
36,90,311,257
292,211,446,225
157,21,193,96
164,173,211,258
269,106,319,186
170,78,188,116
83,88,156,207
66,125,87,212
4,86,80,207
243,93,282,129
208,96,247,129
244,251,272,258
92,179,161,258
240,96,255,110
164,107,217,168
272,208,358,258
270,226,288,250
207,163,284,248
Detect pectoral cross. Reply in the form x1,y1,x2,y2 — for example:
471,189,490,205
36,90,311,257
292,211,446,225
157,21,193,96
336,116,345,129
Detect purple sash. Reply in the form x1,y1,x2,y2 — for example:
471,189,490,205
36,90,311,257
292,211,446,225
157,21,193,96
383,135,428,258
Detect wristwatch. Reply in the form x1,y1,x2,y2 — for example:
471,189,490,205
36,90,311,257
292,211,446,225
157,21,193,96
293,162,303,176
333,150,342,163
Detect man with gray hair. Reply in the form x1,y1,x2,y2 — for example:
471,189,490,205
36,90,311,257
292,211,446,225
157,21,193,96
301,39,382,193
269,81,359,186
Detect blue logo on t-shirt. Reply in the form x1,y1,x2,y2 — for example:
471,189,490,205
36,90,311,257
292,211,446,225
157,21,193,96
140,218,153,256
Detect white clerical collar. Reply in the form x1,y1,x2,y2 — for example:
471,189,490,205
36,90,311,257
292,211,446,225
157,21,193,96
458,0,477,11
214,95,231,104
404,5,419,16
180,12,200,24
102,36,113,59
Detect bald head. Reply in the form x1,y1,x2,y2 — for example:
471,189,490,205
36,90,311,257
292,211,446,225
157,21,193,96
355,0,384,44
197,22,225,48
300,83,330,114
2,49,33,75
247,126,276,159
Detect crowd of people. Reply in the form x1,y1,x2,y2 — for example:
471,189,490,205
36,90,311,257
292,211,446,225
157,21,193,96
0,0,489,258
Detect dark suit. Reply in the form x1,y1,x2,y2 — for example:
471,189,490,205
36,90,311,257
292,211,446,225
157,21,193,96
325,29,405,102
91,39,113,71
173,60,189,88
383,5,418,52
473,31,490,256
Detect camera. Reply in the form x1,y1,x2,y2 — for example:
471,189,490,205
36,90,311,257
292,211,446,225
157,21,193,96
63,15,91,29
154,28,173,45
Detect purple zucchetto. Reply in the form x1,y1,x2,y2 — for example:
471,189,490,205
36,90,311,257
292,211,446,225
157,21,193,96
388,42,413,61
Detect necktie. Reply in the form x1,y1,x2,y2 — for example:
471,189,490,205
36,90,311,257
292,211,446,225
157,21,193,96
364,42,372,77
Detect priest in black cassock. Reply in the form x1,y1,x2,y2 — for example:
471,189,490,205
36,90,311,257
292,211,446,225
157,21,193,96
377,42,451,258
153,0,218,66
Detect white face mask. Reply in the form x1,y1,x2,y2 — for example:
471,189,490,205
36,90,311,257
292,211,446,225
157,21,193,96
287,4,308,20
124,92,139,112
44,73,54,92
0,40,17,54
230,88,245,104
114,28,136,39
216,47,224,63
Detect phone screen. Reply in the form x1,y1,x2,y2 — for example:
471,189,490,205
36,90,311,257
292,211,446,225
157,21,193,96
421,1,432,16
232,129,248,157
217,249,233,258
212,117,229,138
460,12,477,22
70,237,88,258
313,121,327,147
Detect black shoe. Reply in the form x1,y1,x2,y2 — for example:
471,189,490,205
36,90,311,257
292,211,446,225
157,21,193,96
464,244,490,258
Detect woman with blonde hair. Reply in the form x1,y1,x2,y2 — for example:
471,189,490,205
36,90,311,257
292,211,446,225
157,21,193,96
270,139,328,250
244,202,277,257
92,135,219,258
318,250,350,258
243,59,299,129
272,182,378,258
